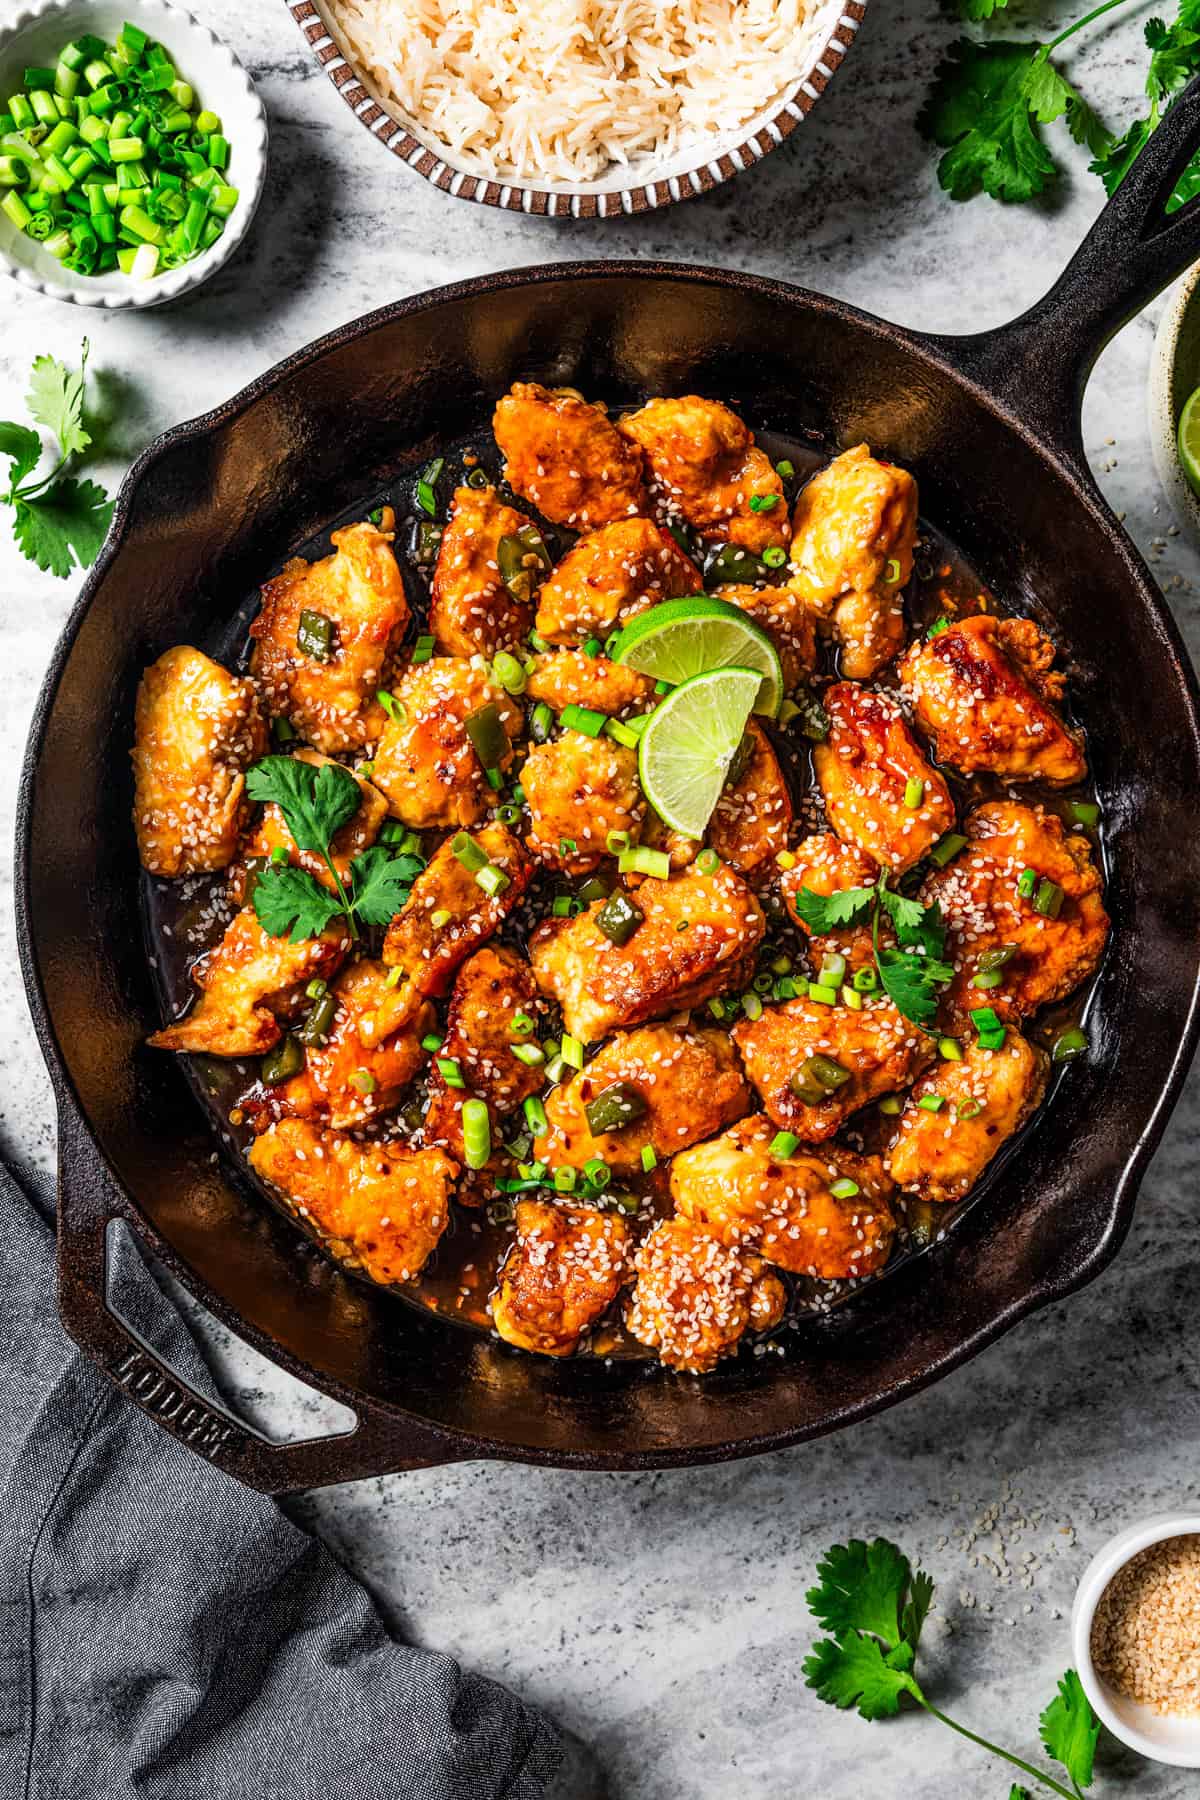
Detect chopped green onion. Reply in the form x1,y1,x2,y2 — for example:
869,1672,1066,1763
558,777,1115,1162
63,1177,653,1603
917,1094,945,1113
741,990,764,1021
807,984,838,1006
969,1006,1002,1036
819,951,847,985
511,1042,545,1067
1033,878,1065,919
903,777,925,809
582,636,603,657
617,845,669,879
530,701,554,744
954,1098,983,1121
451,831,488,872
605,829,630,855
269,845,290,867
928,616,950,638
885,558,902,584
430,908,452,929
763,546,787,568
377,688,406,724
748,493,779,513
852,965,879,993
553,1166,576,1193
584,1081,648,1135
878,1095,903,1116
420,1032,444,1052
529,630,551,653
411,633,435,664
583,1156,612,1193
415,456,443,517
770,1130,799,1159
696,848,721,875
1052,1026,1088,1063
603,717,640,749
297,608,334,661
841,985,862,1011
938,1036,963,1061
1017,866,1038,899
971,970,1004,990
461,1098,491,1170
978,1027,1006,1052
523,1095,549,1136
560,1034,584,1070
560,703,607,738
830,1177,860,1199
475,863,510,898
436,1056,465,1089
596,891,643,946
641,1145,658,1173
306,978,328,1001
492,650,527,695
511,1011,535,1035
551,896,573,918
707,997,727,1021
497,802,522,826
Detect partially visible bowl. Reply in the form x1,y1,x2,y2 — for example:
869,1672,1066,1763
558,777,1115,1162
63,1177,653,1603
285,0,866,218
1072,1513,1200,1770
1149,262,1200,544
0,0,268,309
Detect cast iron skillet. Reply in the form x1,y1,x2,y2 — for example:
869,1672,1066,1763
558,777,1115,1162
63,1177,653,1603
18,87,1200,1494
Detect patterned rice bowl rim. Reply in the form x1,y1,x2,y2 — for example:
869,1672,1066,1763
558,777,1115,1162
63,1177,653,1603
285,0,868,218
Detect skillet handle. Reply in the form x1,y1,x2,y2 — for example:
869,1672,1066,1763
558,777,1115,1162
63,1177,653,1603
55,1105,461,1494
919,70,1200,468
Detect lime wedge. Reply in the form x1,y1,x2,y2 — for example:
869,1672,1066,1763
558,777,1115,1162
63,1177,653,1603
637,667,763,838
611,596,784,719
1179,385,1200,499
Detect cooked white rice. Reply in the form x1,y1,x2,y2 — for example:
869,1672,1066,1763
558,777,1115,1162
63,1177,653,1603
327,0,819,185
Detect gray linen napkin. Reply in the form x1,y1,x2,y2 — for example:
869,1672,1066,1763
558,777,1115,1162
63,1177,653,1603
0,1159,566,1800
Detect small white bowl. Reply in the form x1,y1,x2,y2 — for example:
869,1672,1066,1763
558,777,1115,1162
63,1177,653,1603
1148,263,1200,547
1072,1513,1200,1769
0,0,267,308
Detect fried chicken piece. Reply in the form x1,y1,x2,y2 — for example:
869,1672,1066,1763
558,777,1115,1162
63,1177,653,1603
920,800,1109,1027
423,946,545,1161
534,516,701,645
525,650,656,718
626,1219,786,1374
521,730,644,875
133,646,267,878
618,396,788,555
371,822,530,1042
530,863,765,1043
780,832,883,973
493,382,648,529
788,444,916,679
429,486,540,657
707,721,792,879
147,908,350,1057
249,520,409,755
370,658,522,829
899,613,1086,787
671,1115,895,1279
265,959,434,1130
536,1026,750,1176
731,992,934,1140
248,1118,457,1287
491,1200,631,1357
813,682,955,874
885,1029,1048,1205
715,585,818,692
235,750,386,896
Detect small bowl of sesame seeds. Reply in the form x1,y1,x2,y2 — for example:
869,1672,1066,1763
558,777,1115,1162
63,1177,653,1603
1072,1514,1200,1768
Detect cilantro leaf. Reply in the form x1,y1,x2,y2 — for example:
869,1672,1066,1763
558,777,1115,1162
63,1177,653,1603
879,886,948,960
919,40,1063,203
956,0,1010,17
26,343,91,461
877,946,954,1028
803,1632,922,1721
1039,1670,1099,1792
901,1568,935,1654
252,864,343,943
1145,12,1200,101
12,477,113,578
245,756,361,857
1090,110,1156,194
349,847,424,928
807,1539,914,1649
0,421,42,492
789,883,876,935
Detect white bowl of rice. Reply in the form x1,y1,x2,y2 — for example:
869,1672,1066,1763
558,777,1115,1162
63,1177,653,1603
284,0,866,217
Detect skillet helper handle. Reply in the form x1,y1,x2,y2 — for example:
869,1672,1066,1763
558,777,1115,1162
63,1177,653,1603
55,1105,459,1494
932,69,1200,464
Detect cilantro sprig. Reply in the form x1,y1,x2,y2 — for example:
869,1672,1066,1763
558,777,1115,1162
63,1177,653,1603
791,876,953,1028
245,756,422,943
2,342,114,578
804,1537,1100,1798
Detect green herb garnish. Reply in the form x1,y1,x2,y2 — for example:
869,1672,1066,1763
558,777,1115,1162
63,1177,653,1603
1,341,113,577
790,877,953,1029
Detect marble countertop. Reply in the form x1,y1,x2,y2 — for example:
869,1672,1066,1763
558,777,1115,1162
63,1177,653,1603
4,3,1200,1795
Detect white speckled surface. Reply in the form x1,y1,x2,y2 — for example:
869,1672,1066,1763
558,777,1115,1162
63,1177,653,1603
4,5,1200,1794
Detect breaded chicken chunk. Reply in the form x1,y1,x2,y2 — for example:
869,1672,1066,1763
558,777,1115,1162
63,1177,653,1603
899,613,1086,787
814,682,955,874
372,823,531,1042
521,730,644,874
780,832,882,973
671,1115,896,1279
266,959,434,1130
732,992,935,1140
133,646,267,878
491,1200,631,1357
236,750,386,896
424,947,545,1161
788,444,916,679
429,485,541,657
248,1118,457,1287
525,650,656,718
920,801,1109,1027
148,908,350,1057
493,382,648,529
536,1026,750,1176
530,863,765,1042
715,585,818,692
618,396,788,555
249,520,409,755
626,1219,786,1373
886,1029,1048,1205
707,721,793,878
370,659,522,829
534,516,701,646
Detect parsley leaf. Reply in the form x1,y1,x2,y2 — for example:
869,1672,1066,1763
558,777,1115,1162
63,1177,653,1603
252,864,343,943
245,756,361,856
1039,1671,1099,1792
13,478,114,579
27,344,91,461
0,421,42,493
803,1632,922,1720
877,946,955,1028
789,883,876,935
806,1539,913,1648
349,847,424,927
